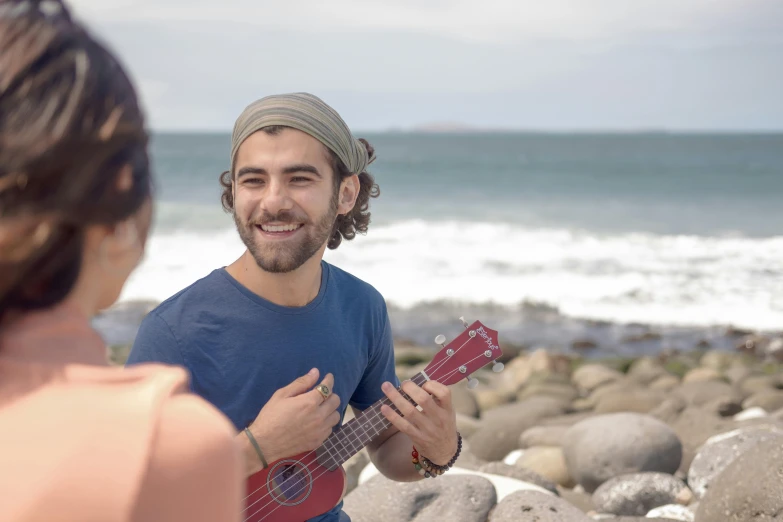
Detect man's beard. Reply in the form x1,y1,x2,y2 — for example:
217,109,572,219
234,191,339,274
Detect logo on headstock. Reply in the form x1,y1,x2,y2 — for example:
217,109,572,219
476,326,499,351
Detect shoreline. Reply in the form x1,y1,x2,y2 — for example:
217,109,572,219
95,299,783,367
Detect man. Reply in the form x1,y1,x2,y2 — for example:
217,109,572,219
127,93,460,521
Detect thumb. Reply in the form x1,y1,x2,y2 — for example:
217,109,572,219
276,368,319,398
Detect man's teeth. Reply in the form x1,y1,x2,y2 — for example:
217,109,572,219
260,224,300,232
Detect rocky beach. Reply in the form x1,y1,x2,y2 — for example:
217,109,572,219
340,340,783,522
96,301,783,522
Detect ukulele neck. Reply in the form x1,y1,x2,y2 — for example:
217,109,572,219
315,372,428,470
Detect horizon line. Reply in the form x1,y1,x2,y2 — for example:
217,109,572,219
147,127,783,135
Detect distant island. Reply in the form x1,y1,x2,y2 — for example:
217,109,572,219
410,121,481,133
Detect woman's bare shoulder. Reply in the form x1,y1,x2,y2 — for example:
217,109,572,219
131,388,244,522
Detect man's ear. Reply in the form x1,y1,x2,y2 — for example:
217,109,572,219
337,174,360,215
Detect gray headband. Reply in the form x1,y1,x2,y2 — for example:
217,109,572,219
230,92,373,175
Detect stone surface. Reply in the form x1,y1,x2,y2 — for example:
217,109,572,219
558,486,595,513
743,389,783,412
456,413,483,438
625,358,668,385
682,367,723,384
668,407,733,474
593,389,665,414
646,504,695,521
519,425,569,448
343,448,370,495
687,424,783,499
515,446,574,488
695,437,783,521
562,413,683,493
451,383,481,418
649,374,681,392
572,364,624,393
469,397,569,461
343,473,496,522
489,490,591,522
591,472,690,516
674,381,739,408
478,461,559,495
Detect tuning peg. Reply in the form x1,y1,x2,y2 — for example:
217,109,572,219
434,334,446,347
492,360,505,373
459,316,469,329
467,376,479,389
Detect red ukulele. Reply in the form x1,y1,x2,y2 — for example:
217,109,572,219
242,317,504,522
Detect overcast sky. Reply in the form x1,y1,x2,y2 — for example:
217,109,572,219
68,0,783,132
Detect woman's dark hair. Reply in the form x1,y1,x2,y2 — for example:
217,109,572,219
218,126,380,250
0,0,152,321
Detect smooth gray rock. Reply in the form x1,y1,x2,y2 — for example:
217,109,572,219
695,437,783,521
469,396,570,461
591,472,690,516
572,364,624,393
519,425,569,448
688,424,783,499
343,473,496,522
562,413,683,493
489,490,590,522
478,461,559,495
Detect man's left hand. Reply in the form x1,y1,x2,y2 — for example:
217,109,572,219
379,380,459,466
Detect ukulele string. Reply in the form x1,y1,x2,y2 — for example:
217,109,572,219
243,353,489,522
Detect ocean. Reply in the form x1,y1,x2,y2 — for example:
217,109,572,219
110,132,783,355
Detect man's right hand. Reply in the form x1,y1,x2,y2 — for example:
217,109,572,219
244,368,341,470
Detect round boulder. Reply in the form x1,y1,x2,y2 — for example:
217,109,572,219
687,424,783,499
674,380,740,407
743,390,783,412
695,437,783,521
519,425,569,449
562,412,683,493
343,473,496,522
489,490,590,522
515,446,574,488
572,364,623,394
591,472,691,516
478,461,559,495
682,367,723,384
593,389,665,414
469,396,569,461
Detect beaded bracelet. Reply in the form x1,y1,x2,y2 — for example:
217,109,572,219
412,432,462,478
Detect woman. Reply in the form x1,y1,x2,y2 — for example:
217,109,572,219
0,1,242,521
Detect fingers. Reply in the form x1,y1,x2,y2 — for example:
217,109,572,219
310,372,335,406
422,380,452,409
276,368,319,398
381,381,420,419
326,410,341,429
380,403,418,436
320,390,341,414
401,380,435,412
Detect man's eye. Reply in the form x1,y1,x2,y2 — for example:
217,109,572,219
291,177,312,183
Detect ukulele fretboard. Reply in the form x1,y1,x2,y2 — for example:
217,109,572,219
315,372,428,470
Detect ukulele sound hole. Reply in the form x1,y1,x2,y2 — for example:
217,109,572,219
266,459,313,507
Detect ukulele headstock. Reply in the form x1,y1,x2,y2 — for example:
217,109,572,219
422,317,503,388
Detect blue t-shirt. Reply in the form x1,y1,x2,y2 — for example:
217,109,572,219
126,261,400,522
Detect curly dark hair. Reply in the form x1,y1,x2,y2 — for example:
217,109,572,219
0,0,151,320
219,126,380,249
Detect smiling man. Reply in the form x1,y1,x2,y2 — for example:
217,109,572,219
126,93,460,521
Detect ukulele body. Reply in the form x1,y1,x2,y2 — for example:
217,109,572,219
244,451,346,522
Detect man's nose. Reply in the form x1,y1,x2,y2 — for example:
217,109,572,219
260,178,294,216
